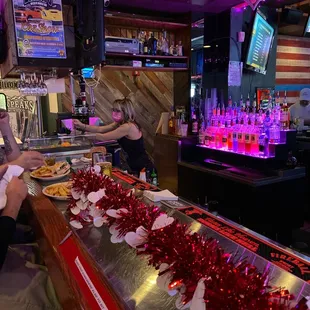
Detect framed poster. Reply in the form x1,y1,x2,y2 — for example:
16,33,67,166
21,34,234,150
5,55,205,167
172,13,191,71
12,0,67,59
0,80,39,140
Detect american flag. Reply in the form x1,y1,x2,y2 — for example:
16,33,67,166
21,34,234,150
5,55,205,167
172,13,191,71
275,35,310,106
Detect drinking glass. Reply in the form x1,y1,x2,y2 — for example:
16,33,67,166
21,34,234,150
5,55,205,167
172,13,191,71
92,153,113,177
181,123,188,137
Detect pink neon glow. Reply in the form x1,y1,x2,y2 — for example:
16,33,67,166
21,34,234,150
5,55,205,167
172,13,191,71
197,144,275,159
61,117,101,131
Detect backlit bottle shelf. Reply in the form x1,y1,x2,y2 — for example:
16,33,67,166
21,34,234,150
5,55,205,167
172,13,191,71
197,144,275,159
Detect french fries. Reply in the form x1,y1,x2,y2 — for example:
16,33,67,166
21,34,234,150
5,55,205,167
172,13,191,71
45,182,72,197
32,166,54,177
31,162,70,178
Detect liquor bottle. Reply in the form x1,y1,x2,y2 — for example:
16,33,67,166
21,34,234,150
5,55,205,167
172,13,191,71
252,92,257,113
274,91,281,124
263,110,272,138
244,119,252,154
148,33,157,55
192,113,198,135
222,122,228,150
161,30,169,56
157,33,163,55
143,33,149,55
251,119,260,155
227,95,233,116
198,125,205,145
216,103,221,120
232,119,239,152
258,132,269,157
138,31,144,55
168,110,175,135
239,94,244,112
205,126,211,147
280,91,289,130
177,41,183,56
269,117,280,143
169,42,174,56
215,121,222,149
221,102,226,118
237,118,245,153
227,120,233,151
151,169,158,186
245,93,251,114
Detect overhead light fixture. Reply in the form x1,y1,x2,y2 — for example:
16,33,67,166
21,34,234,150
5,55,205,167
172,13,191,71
191,48,194,51
204,45,211,48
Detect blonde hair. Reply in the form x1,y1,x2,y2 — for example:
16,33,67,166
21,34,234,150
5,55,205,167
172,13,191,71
113,96,136,123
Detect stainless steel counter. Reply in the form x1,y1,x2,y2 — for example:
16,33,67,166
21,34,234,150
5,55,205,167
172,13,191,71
28,174,310,310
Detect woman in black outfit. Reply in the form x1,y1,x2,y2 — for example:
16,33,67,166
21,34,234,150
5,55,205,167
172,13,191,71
73,97,155,173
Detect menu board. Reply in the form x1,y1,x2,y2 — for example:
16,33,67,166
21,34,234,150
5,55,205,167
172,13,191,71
12,0,66,59
246,13,274,75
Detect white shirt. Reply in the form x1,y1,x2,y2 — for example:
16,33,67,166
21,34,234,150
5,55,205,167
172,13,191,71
289,103,310,129
289,103,310,121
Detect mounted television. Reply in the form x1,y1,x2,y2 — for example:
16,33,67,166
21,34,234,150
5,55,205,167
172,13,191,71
304,15,310,38
245,11,275,75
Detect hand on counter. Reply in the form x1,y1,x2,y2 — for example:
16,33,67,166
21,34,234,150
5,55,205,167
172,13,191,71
13,151,45,171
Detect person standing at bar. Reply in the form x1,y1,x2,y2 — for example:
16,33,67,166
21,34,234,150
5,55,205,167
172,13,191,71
73,97,155,173
289,88,310,129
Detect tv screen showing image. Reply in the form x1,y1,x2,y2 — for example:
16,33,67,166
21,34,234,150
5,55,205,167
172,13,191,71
245,12,275,75
304,16,310,37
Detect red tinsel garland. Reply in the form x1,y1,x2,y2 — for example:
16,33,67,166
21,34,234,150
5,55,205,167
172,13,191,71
68,169,307,310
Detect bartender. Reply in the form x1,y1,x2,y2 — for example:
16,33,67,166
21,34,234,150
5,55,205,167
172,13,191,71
73,97,155,174
289,88,310,129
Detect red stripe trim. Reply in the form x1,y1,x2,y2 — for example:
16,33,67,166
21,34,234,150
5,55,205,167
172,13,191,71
286,91,301,97
276,78,310,85
278,39,310,49
276,52,310,61
276,66,310,73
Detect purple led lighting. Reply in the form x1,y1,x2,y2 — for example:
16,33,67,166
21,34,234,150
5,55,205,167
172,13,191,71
197,144,275,159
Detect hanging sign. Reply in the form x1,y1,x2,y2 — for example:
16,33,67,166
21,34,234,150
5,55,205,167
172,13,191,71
12,0,67,59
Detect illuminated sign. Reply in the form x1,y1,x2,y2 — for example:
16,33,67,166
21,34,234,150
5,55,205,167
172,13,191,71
13,0,66,59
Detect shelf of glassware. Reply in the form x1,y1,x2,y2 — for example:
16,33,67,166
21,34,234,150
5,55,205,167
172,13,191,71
196,144,276,159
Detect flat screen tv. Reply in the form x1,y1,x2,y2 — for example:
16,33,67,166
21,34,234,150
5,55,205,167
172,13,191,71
245,11,275,75
304,15,310,38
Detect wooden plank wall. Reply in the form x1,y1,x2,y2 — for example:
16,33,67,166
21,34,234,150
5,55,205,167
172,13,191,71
61,70,173,156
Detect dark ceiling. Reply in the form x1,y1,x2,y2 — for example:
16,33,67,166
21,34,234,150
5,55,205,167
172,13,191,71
109,0,242,13
109,0,307,14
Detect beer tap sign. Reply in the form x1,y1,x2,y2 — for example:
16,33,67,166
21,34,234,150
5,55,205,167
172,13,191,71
244,0,264,10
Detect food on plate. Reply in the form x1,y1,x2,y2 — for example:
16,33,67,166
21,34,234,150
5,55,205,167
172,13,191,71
31,162,70,178
45,157,56,166
61,141,71,147
84,153,92,159
31,166,54,177
54,162,70,175
44,182,72,197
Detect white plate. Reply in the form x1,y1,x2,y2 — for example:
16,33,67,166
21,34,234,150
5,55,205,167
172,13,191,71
71,158,81,166
42,182,71,200
30,169,71,181
81,157,92,163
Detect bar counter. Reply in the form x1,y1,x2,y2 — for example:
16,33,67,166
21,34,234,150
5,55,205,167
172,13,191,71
23,170,310,310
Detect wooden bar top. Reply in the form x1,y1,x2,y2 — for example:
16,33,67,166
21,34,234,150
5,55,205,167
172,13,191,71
23,173,125,310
